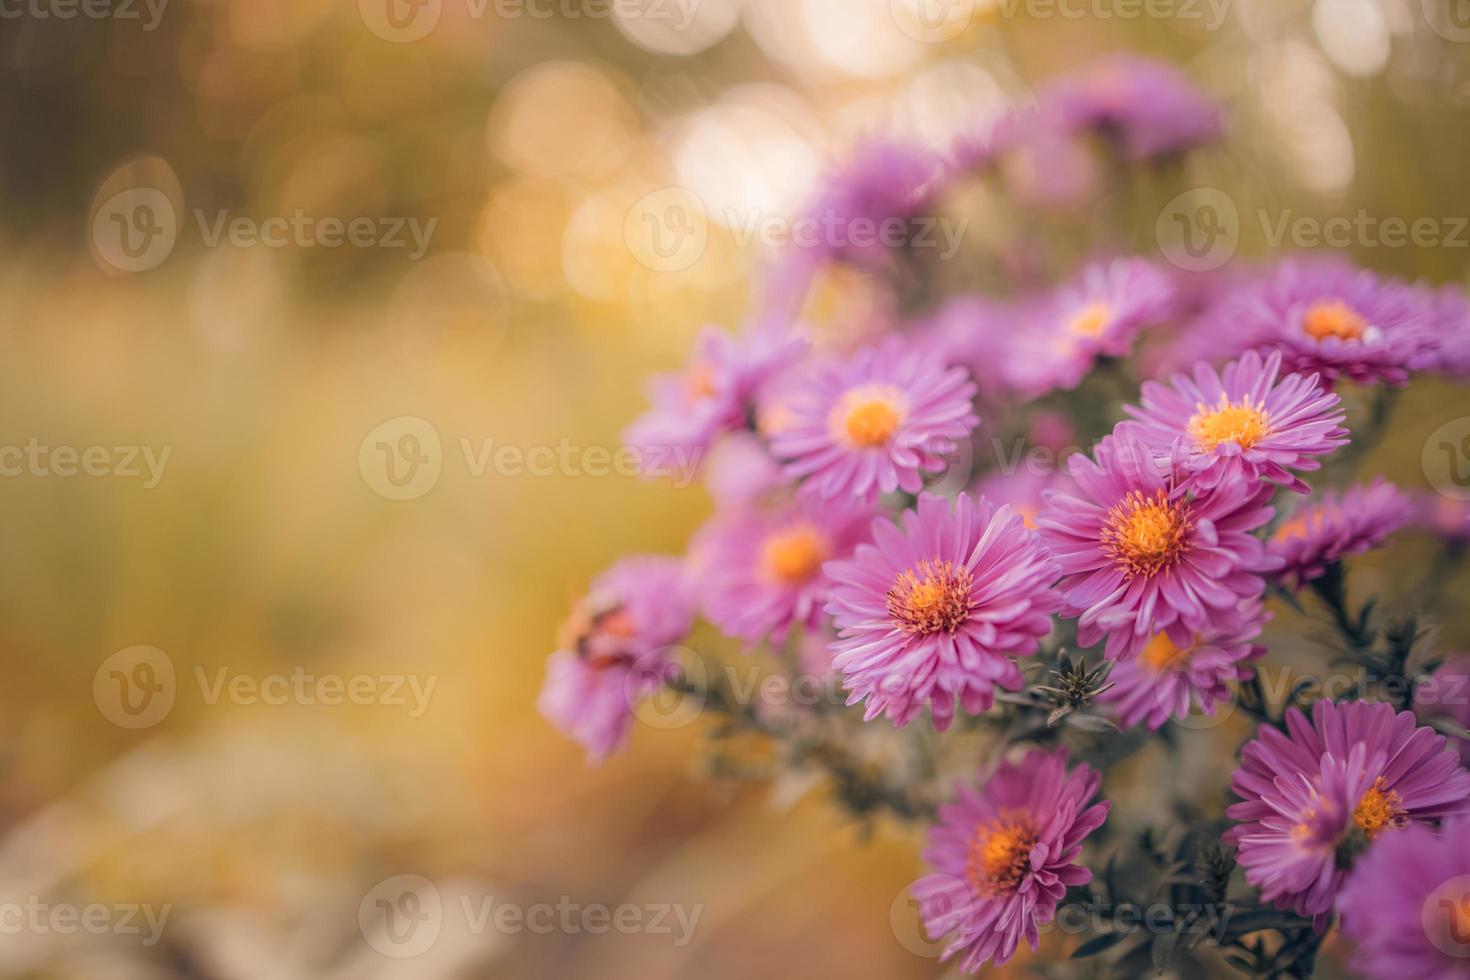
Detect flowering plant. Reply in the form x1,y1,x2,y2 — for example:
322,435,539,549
542,55,1470,978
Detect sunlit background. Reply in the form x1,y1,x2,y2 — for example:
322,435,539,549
2,0,1469,976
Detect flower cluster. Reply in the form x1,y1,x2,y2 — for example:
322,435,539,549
539,53,1470,977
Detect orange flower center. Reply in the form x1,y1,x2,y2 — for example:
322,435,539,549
1103,490,1192,578
1353,778,1404,839
1189,396,1272,451
886,559,972,635
1302,299,1367,342
832,385,906,448
1140,631,1193,672
966,814,1039,897
760,524,830,585
1273,511,1324,543
684,362,718,401
1069,301,1113,337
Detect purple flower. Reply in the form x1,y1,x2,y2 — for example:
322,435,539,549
1226,700,1470,925
1268,478,1414,589
1004,258,1177,396
624,324,807,467
1101,597,1267,730
1037,431,1279,661
538,556,695,763
1431,284,1470,378
692,495,874,646
771,339,979,500
912,748,1109,970
1193,256,1443,387
1123,350,1348,493
1411,492,1470,545
823,493,1060,729
1041,54,1223,160
1415,655,1470,768
1338,813,1470,978
763,139,945,319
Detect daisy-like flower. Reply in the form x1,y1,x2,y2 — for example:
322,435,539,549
538,556,695,763
1041,54,1223,160
1101,597,1267,730
623,324,807,468
1123,349,1348,493
1225,700,1470,926
823,493,1059,729
1004,258,1176,396
1194,256,1443,387
1268,479,1415,588
693,496,874,646
911,748,1110,971
771,339,979,500
1036,431,1279,661
1338,813,1470,978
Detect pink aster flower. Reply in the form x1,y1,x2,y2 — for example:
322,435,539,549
770,339,979,500
1430,284,1470,378
692,495,874,646
1041,54,1223,160
1194,256,1442,387
1004,258,1177,396
538,556,695,763
1036,431,1279,661
1338,813,1470,978
1415,655,1470,768
1412,492,1470,545
1225,700,1470,926
1268,479,1414,589
623,324,807,468
911,748,1109,971
1101,597,1267,730
1123,349,1348,493
823,493,1060,729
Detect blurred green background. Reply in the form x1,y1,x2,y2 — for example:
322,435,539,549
1,0,1469,977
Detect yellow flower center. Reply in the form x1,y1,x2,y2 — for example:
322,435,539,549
1302,299,1367,342
886,559,973,635
1069,301,1113,337
1102,490,1192,579
832,385,906,449
1353,778,1404,839
760,524,830,585
1140,631,1193,672
1272,512,1324,543
1188,396,1272,452
966,813,1039,897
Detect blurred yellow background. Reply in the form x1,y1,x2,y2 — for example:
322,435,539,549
1,0,1469,977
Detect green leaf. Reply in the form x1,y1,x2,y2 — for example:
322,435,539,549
1070,931,1128,959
